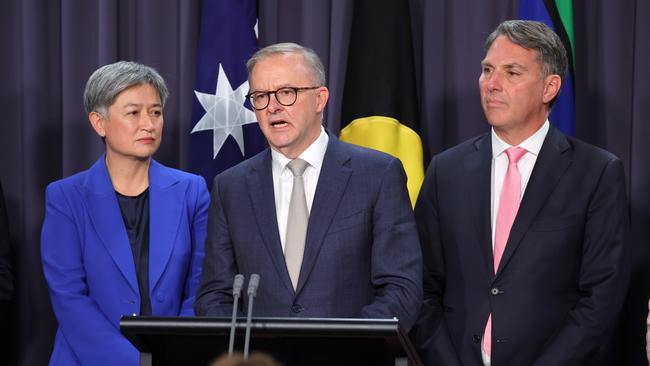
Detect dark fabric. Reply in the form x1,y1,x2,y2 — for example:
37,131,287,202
195,135,423,331
0,181,14,360
0,181,13,304
411,126,629,365
341,0,419,129
116,188,151,316
0,0,648,364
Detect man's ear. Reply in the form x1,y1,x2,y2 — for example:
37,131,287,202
315,86,329,113
542,74,562,104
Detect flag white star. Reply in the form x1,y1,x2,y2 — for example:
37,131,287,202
191,64,257,158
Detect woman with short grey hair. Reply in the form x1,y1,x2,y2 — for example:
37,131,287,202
41,61,209,366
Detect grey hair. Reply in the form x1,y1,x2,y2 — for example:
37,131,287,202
485,20,567,105
246,42,326,86
83,61,169,115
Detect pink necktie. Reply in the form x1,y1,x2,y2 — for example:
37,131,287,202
484,147,527,358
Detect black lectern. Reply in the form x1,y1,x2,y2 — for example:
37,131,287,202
120,316,422,366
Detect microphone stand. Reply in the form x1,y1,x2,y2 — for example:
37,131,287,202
228,274,245,355
243,274,260,359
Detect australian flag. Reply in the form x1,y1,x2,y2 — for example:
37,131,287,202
189,0,267,185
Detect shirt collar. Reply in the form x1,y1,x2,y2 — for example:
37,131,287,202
491,120,549,158
271,126,328,173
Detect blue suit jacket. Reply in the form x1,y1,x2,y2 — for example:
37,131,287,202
411,126,629,365
195,135,422,331
41,156,209,366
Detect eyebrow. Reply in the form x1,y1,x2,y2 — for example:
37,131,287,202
250,84,296,93
122,102,162,109
481,61,528,72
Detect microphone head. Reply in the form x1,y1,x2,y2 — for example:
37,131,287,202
247,274,260,297
233,274,245,296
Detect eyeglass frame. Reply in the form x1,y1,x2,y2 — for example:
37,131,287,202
245,86,321,111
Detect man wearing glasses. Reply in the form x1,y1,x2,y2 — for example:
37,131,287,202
195,43,422,337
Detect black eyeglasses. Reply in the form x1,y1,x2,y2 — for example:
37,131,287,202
245,86,320,111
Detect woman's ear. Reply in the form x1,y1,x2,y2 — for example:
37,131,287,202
88,111,106,137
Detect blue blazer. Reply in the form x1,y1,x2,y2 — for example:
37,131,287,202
41,156,209,366
411,125,629,365
195,135,422,331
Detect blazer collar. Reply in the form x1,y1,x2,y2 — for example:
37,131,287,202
246,134,353,295
82,155,139,293
464,134,495,278
297,135,352,294
81,155,182,295
148,160,183,292
495,125,572,276
246,150,293,293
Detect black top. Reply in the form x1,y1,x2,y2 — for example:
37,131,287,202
116,188,151,316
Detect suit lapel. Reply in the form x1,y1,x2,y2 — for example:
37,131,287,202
148,160,183,292
296,137,352,293
82,156,139,294
464,134,495,278
496,126,572,275
246,151,295,293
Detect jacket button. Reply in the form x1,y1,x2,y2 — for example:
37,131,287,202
291,304,304,313
472,334,481,344
491,287,500,295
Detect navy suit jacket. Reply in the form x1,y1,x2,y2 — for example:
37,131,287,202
41,156,209,366
412,126,629,366
195,135,422,331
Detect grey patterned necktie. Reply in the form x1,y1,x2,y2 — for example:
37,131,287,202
285,158,310,290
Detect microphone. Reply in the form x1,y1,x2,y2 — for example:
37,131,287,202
228,274,245,355
243,274,260,359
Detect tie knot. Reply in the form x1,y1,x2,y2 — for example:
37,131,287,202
505,147,527,164
287,158,309,176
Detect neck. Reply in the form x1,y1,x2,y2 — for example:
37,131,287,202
494,116,547,146
105,153,151,196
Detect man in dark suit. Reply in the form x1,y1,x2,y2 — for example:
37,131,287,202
411,20,628,365
195,43,422,333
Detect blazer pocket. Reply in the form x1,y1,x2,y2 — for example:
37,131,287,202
530,213,583,232
326,210,366,235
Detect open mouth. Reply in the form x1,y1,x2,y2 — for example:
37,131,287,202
270,120,289,128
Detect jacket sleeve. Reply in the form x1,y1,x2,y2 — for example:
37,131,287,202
41,183,136,365
531,158,629,365
358,157,423,332
194,176,238,317
179,175,210,315
409,156,462,366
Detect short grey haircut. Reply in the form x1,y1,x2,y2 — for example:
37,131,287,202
485,20,567,105
246,42,326,86
83,61,169,116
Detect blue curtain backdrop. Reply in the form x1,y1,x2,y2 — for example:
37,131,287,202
0,0,647,364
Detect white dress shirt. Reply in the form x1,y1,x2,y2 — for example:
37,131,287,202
483,120,549,366
271,127,328,252
490,120,549,246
